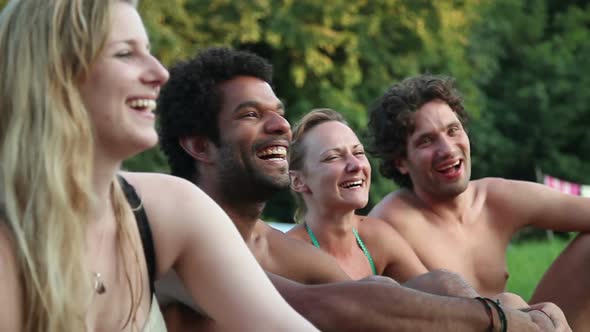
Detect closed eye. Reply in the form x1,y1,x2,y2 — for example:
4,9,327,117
448,126,461,136
115,50,133,58
417,136,432,146
241,111,259,118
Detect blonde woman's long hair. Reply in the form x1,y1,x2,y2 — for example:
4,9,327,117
0,0,144,331
289,108,348,223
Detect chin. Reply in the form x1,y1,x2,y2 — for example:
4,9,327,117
342,199,368,211
442,182,469,196
122,136,158,159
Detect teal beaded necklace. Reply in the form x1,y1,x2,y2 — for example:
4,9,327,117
305,223,377,275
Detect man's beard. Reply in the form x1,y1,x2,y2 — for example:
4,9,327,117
216,144,290,203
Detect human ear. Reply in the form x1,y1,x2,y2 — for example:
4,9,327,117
179,136,213,163
395,158,409,175
290,170,310,193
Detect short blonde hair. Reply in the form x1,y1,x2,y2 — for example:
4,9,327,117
289,108,348,223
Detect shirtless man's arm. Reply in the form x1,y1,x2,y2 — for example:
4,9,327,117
531,233,590,332
485,178,590,232
159,236,570,331
273,273,568,332
359,216,428,281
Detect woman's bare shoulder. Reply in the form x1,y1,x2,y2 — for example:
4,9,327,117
0,224,24,329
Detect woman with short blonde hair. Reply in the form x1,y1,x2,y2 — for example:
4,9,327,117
287,108,428,281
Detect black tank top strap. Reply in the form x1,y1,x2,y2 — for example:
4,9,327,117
118,175,156,296
0,204,6,223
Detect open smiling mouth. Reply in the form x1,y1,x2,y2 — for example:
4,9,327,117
339,179,364,189
127,99,157,113
256,146,287,161
436,160,462,175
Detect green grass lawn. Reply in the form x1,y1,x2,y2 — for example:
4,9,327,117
506,237,571,300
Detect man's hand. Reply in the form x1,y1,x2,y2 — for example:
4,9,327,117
522,302,572,332
493,292,528,309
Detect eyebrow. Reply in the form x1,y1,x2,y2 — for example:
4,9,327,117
320,144,363,156
232,100,285,114
108,39,151,50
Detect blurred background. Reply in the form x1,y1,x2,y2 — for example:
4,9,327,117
3,0,588,298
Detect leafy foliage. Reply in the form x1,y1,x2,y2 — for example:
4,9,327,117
2,0,588,222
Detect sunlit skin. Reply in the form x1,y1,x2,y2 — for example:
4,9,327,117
79,3,168,165
211,76,291,203
370,98,590,331
79,3,169,329
0,3,320,331
155,75,573,331
371,100,509,296
287,121,429,281
172,76,353,286
398,99,471,202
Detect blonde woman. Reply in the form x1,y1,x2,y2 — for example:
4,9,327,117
0,1,317,331
286,109,429,281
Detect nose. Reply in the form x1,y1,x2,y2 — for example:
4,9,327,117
141,54,170,89
265,112,291,136
345,153,363,173
436,136,454,157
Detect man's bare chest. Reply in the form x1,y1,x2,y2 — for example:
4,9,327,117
409,220,509,295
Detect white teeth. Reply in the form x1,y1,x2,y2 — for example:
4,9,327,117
439,160,460,171
257,146,287,158
127,99,156,111
340,180,363,188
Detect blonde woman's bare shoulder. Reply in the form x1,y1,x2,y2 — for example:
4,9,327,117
0,224,24,330
0,224,18,276
119,171,198,196
117,171,217,228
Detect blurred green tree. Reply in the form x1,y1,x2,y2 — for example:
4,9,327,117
3,0,587,223
470,0,590,185
133,0,493,222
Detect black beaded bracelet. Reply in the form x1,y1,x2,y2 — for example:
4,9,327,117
474,297,494,332
483,297,507,332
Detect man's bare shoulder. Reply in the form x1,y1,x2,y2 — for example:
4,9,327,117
357,215,405,247
473,177,539,203
358,215,394,235
369,188,425,229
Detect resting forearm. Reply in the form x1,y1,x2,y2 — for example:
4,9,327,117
403,269,479,298
286,281,487,331
271,274,540,332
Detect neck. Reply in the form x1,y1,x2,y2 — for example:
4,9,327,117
197,177,266,243
91,153,121,222
304,206,358,253
412,185,472,223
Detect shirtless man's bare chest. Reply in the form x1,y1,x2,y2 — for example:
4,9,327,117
372,185,514,296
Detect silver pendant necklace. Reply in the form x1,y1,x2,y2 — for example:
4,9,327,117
93,272,107,295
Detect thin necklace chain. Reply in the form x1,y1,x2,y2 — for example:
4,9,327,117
91,200,111,295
